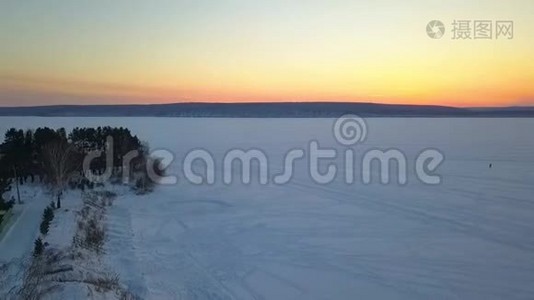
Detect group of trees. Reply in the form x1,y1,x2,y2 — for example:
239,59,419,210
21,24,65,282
0,127,67,184
70,127,145,176
0,126,149,206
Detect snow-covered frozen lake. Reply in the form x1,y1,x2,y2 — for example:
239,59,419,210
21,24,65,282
1,117,534,299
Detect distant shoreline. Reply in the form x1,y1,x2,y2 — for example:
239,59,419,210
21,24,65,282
0,102,532,118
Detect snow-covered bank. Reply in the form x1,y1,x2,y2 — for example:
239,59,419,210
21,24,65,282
0,186,48,263
0,187,142,299
0,117,533,299
0,186,49,297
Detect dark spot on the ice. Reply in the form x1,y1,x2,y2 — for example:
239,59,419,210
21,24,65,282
489,163,492,168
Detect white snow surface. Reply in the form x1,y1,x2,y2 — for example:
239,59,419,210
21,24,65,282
0,186,49,262
1,117,534,299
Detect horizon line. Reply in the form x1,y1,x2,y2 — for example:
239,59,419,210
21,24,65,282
1,101,533,109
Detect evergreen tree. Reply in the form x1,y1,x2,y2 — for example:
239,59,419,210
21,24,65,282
33,238,44,257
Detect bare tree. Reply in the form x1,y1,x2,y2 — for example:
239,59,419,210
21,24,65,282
42,141,80,208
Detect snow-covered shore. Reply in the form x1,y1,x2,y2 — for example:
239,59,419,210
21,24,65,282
1,117,534,299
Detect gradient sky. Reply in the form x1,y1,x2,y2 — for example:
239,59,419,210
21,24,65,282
0,0,533,107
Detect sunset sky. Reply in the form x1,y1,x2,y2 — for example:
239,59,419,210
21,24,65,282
0,0,532,107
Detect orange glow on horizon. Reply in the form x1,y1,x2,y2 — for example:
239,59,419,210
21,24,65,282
1,72,531,108
0,1,532,107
